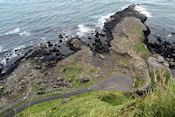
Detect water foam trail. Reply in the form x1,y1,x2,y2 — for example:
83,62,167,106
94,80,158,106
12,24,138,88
0,45,2,53
135,5,152,17
5,28,20,35
77,24,94,36
19,31,30,36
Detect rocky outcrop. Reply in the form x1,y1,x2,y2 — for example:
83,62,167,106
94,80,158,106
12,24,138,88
104,4,148,44
105,5,152,95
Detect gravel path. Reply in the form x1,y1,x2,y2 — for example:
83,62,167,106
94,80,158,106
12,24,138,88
2,73,133,117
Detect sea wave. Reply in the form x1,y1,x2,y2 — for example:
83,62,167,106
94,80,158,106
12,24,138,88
135,5,152,17
5,28,30,36
77,24,94,37
1,45,25,64
98,13,114,29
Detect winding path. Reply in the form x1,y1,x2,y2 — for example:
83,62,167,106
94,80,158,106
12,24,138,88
2,73,133,117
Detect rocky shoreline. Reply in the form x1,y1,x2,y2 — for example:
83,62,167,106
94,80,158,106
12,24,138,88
0,4,174,111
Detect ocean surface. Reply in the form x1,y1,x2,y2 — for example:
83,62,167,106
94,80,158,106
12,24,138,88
0,0,175,69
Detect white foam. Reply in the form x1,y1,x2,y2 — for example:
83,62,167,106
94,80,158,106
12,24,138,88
5,28,20,35
98,13,114,29
0,45,2,52
167,34,172,37
135,5,152,17
1,45,25,64
77,24,94,36
19,31,30,36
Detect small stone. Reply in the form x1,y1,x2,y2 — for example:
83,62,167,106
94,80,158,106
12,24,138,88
37,91,45,95
35,65,41,69
62,98,70,104
39,56,45,60
66,78,72,82
80,77,90,83
156,56,165,63
57,78,63,82
67,83,73,88
34,57,39,60
99,54,105,59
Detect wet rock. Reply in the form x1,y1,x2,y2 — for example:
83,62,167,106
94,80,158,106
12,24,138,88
59,34,63,38
0,63,3,73
47,41,53,47
80,77,90,83
59,39,63,43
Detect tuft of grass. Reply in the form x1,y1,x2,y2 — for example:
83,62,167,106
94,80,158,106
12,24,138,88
133,78,145,89
119,68,175,117
0,86,6,97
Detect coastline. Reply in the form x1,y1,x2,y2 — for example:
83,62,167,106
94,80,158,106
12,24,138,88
0,4,174,116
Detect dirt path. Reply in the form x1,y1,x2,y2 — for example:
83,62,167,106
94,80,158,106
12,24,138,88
2,73,133,117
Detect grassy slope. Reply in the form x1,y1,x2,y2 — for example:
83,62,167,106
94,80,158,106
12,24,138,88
16,68,175,117
16,91,132,117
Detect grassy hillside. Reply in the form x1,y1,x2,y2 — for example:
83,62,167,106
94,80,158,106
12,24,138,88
16,68,175,117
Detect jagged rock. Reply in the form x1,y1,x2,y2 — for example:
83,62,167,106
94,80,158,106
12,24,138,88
80,77,90,83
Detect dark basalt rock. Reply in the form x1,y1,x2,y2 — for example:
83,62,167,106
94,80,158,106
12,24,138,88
59,34,64,38
104,4,147,44
0,64,3,74
147,36,175,68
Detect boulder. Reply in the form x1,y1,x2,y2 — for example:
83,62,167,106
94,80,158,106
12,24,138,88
65,37,82,51
80,77,90,83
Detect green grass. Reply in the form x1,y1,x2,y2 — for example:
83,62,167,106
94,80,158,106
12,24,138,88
134,26,150,60
133,78,145,89
16,91,132,117
0,86,6,97
118,69,175,117
63,67,82,74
